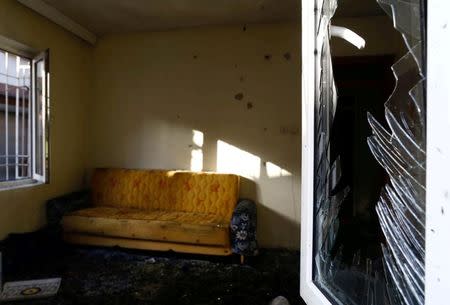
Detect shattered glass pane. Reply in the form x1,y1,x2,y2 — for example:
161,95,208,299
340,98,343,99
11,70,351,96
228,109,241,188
367,0,426,304
312,0,426,304
313,0,390,303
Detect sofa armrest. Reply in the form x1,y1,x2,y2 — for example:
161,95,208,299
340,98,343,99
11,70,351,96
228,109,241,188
230,199,258,256
46,190,91,227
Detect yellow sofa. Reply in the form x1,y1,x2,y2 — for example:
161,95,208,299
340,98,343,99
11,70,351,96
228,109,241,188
61,168,245,256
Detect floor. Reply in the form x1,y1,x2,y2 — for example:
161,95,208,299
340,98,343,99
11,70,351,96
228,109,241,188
0,229,305,305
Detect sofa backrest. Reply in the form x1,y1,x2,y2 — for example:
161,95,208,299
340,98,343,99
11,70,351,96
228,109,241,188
91,168,174,211
169,171,240,220
91,168,240,220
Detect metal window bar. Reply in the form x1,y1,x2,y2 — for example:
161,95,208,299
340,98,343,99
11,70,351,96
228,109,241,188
0,155,30,157
1,50,31,182
0,163,29,167
5,52,9,181
26,58,31,179
15,55,19,179
0,72,30,79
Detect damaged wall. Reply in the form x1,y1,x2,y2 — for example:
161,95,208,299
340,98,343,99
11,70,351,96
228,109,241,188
89,23,302,249
0,0,92,240
88,17,403,249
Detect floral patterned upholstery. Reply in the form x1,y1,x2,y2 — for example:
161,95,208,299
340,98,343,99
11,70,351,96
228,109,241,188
231,199,258,256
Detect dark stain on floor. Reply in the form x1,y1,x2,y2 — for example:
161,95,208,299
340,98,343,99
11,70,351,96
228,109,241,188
0,229,305,305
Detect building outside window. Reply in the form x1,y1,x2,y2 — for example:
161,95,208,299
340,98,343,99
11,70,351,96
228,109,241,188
0,44,49,188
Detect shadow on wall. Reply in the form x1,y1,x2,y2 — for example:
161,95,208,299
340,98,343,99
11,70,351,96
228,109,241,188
240,175,301,249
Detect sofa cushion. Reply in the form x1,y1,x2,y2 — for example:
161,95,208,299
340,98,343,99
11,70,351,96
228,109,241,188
63,207,230,247
169,171,240,220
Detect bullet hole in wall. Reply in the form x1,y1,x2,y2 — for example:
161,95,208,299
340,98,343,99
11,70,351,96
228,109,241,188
284,52,291,61
235,93,244,101
280,126,300,135
264,54,272,61
247,102,253,110
193,55,198,59
243,25,247,32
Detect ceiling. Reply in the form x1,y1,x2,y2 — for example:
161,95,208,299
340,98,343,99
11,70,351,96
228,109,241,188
40,0,384,36
41,0,299,36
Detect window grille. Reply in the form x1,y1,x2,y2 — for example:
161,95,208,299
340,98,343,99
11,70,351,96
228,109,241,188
0,46,49,186
0,50,31,182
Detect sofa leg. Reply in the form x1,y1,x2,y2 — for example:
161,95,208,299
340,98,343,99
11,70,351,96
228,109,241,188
240,255,245,264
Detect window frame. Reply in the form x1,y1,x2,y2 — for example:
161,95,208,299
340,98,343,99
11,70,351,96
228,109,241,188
299,0,334,304
31,50,50,184
424,1,450,304
0,36,49,190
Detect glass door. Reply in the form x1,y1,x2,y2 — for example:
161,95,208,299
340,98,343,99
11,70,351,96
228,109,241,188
300,0,434,304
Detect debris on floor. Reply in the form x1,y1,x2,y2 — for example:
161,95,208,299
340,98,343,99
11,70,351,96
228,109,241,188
0,230,305,305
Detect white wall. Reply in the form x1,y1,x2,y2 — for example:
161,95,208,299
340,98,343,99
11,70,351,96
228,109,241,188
88,15,404,249
89,23,302,249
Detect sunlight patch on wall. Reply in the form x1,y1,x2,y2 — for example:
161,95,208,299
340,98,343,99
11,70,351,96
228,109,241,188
216,140,260,179
190,149,203,171
265,162,292,178
190,130,204,171
192,130,204,147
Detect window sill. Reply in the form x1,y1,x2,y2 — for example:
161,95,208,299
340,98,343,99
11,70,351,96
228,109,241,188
0,179,45,192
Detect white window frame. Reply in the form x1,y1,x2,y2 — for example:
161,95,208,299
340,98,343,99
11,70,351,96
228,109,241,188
424,1,450,304
0,36,49,190
299,1,450,305
31,50,50,183
300,0,333,303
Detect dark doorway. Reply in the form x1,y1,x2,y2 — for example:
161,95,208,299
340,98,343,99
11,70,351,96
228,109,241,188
330,55,395,265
